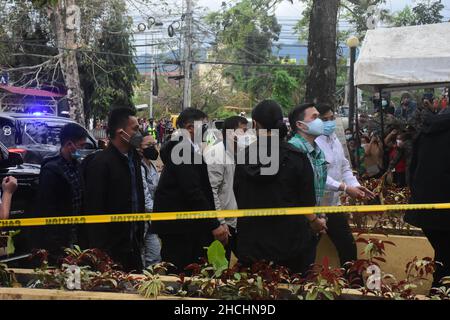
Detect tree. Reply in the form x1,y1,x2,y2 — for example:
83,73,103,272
390,1,445,27
305,0,340,106
202,0,310,114
390,5,416,27
0,1,62,91
342,0,388,36
1,0,137,125
45,0,86,124
205,0,282,103
79,0,138,122
271,69,298,112
413,0,445,25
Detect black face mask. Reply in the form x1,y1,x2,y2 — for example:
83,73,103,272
143,146,159,160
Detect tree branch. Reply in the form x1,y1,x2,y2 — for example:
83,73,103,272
1,54,62,72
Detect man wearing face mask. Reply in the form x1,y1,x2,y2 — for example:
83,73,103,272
344,128,353,142
288,103,329,207
204,116,248,261
138,134,161,268
35,123,88,265
315,104,375,268
395,92,417,122
84,108,145,272
152,108,224,274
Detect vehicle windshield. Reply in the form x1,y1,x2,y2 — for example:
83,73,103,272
22,120,66,146
0,118,16,147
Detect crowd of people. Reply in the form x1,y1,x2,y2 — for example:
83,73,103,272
346,92,449,187
138,118,174,145
343,92,450,287
0,92,449,289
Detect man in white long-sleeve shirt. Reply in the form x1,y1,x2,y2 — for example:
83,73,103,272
204,116,248,261
316,105,374,267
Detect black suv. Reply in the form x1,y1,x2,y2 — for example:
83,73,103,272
0,113,98,216
0,113,97,164
0,114,99,262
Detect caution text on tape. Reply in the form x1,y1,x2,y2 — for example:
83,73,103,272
1,203,450,228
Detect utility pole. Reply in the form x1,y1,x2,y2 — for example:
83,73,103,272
149,56,154,120
346,36,359,132
183,0,193,110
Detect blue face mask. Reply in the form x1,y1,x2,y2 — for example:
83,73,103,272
68,142,82,160
323,120,336,136
71,149,82,160
300,118,324,136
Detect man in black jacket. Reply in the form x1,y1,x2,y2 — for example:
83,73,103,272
36,123,88,265
234,100,325,275
83,108,145,272
405,109,450,289
152,108,226,274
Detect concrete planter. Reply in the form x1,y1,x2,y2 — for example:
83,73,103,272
316,233,434,295
1,268,429,300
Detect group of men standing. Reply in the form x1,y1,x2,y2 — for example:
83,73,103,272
33,101,374,277
31,99,450,288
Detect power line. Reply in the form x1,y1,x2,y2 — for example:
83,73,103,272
191,60,350,69
0,39,139,58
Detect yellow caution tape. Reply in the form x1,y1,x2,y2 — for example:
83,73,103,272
1,203,450,228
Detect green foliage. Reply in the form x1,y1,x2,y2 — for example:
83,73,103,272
6,230,20,255
214,108,239,120
390,6,416,27
137,263,173,299
293,0,312,42
390,1,445,27
413,0,445,25
0,263,20,288
341,0,389,36
271,69,298,112
204,0,301,107
300,257,347,300
207,240,229,277
0,0,135,121
79,0,138,120
0,1,60,88
205,0,281,62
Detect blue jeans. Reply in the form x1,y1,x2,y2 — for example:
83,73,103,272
142,222,162,268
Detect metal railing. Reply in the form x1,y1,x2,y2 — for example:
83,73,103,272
89,128,108,140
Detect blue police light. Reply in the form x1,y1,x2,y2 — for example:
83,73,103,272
32,112,43,116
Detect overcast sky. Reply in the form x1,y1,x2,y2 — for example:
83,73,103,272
132,0,450,58
197,0,450,18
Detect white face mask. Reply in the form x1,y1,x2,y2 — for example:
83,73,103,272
236,133,255,148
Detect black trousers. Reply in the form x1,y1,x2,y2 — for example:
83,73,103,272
422,228,450,288
326,213,357,267
393,172,406,187
237,234,319,276
159,232,213,275
279,234,319,275
225,226,237,263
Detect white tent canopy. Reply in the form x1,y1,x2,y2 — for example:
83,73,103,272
355,23,450,92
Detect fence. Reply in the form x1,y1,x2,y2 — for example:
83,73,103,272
89,128,108,140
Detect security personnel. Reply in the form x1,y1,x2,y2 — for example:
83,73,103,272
147,120,157,140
